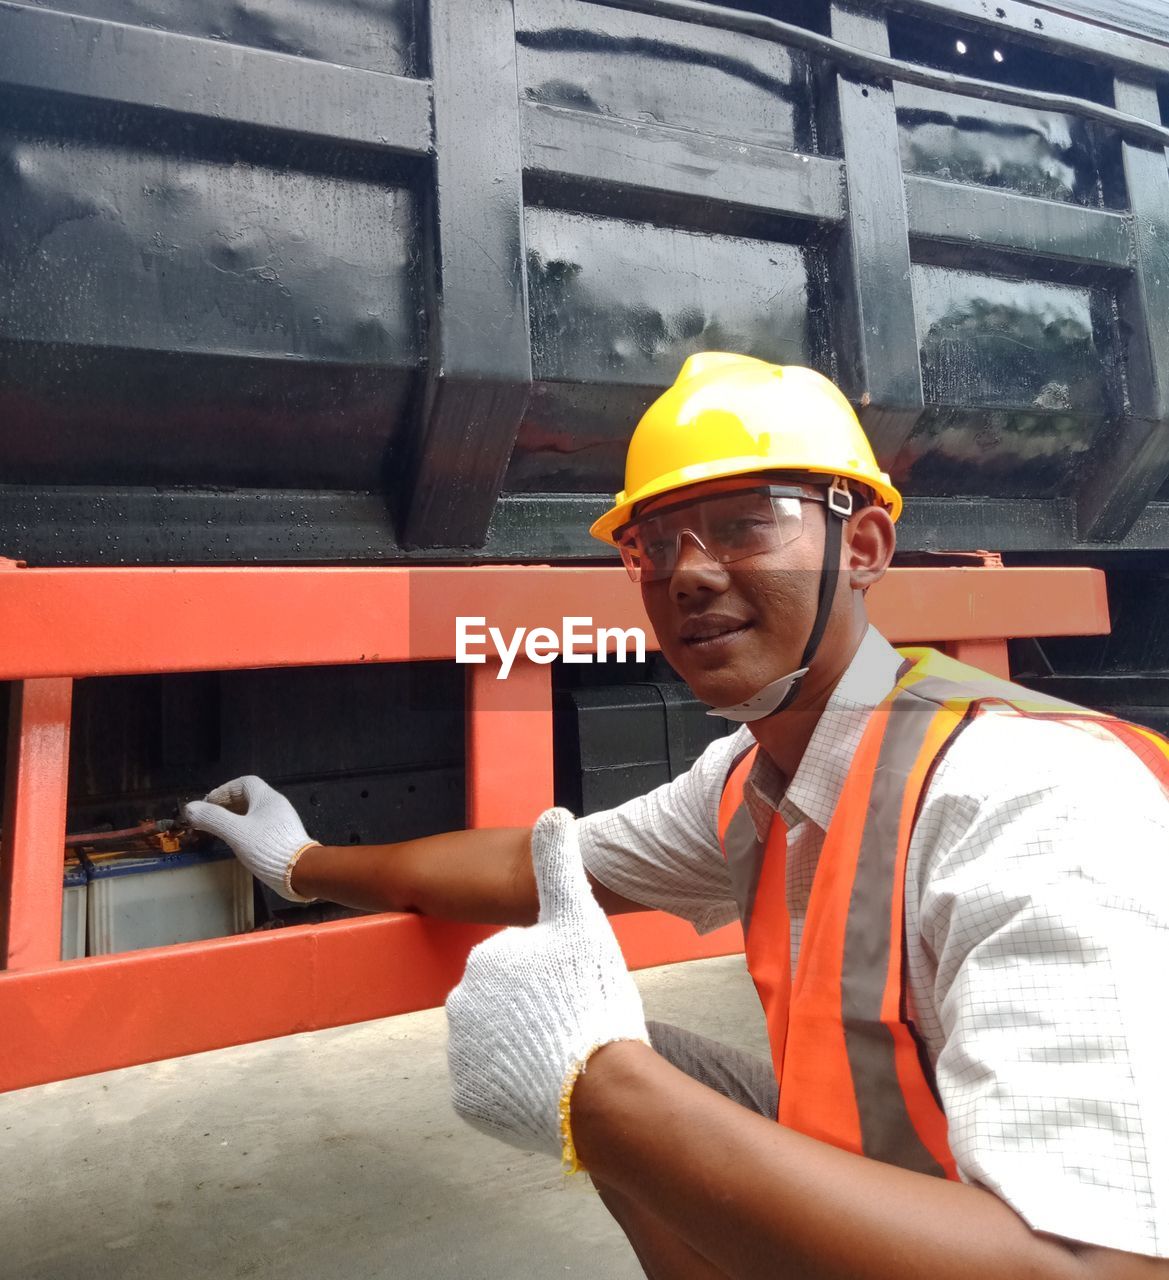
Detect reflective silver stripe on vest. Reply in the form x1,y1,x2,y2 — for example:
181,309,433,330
840,691,950,1177
907,671,1082,715
723,804,768,933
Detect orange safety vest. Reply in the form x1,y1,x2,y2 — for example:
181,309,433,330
717,647,1169,1179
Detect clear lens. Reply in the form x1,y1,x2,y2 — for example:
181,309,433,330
618,488,811,583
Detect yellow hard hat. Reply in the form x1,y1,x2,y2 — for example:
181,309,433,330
589,352,902,545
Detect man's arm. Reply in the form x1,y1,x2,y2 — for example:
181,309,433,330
181,774,645,920
291,829,644,922
572,1042,1168,1280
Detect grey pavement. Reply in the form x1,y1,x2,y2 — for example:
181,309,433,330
0,955,769,1280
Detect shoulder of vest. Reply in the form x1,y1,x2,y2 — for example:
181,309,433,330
894,646,1101,718
895,648,1169,773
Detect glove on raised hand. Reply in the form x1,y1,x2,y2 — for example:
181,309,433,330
182,775,319,902
445,807,649,1167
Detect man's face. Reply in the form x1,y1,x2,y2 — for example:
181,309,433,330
634,478,835,708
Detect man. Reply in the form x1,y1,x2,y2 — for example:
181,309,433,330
186,354,1169,1279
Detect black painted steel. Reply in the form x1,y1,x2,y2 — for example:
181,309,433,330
511,208,821,497
7,488,1169,562
59,661,467,858
1003,1,1169,46
0,0,1168,564
824,3,924,464
900,264,1117,498
522,102,844,230
904,178,1132,267
588,0,1169,145
42,0,425,74
554,681,732,814
896,87,1119,209
886,0,1169,79
403,0,532,550
0,4,433,155
1013,563,1169,733
1074,79,1169,542
516,0,818,153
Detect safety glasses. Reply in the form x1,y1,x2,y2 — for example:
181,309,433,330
615,483,846,584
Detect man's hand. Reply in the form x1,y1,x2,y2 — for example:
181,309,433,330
445,807,649,1163
182,775,319,902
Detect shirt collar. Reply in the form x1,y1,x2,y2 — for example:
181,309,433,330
743,626,904,839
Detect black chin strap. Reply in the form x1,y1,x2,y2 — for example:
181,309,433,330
767,488,849,718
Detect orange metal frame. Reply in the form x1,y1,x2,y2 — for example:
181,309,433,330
0,562,1110,1093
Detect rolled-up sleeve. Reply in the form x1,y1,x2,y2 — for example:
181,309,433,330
576,727,749,934
918,716,1169,1255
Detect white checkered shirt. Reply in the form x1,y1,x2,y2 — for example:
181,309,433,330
578,626,1169,1256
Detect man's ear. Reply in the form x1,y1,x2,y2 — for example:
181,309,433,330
844,505,896,591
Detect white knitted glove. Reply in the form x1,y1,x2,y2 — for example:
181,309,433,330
181,775,319,902
445,808,649,1167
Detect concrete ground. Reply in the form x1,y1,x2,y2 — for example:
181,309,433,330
1,955,769,1280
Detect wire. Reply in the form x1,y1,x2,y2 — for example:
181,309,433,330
64,818,180,847
589,0,1169,151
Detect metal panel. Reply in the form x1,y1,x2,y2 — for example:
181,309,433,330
0,0,1165,561
522,101,844,227
467,661,554,827
1074,79,1169,541
7,487,1169,560
0,136,422,362
402,0,532,549
900,495,1169,549
991,0,1168,45
29,0,425,76
0,114,423,490
0,345,419,492
912,267,1113,414
896,85,1114,207
485,492,1169,557
825,3,924,463
0,680,72,970
886,0,1169,77
0,567,653,678
899,264,1115,496
0,3,433,154
525,211,816,385
905,176,1132,267
515,0,815,152
64,664,467,848
509,208,818,495
588,0,1169,143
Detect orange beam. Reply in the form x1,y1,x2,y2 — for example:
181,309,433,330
0,562,1113,1090
944,639,1011,679
869,565,1109,645
0,906,742,1092
0,565,1109,680
462,653,743,962
1,679,73,970
466,659,555,828
0,914,494,1092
